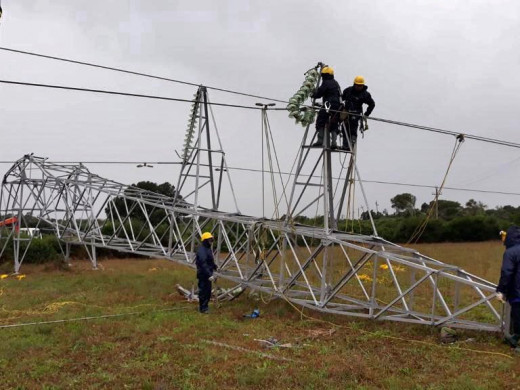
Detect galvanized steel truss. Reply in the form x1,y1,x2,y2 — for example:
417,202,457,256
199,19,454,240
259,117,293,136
0,155,503,331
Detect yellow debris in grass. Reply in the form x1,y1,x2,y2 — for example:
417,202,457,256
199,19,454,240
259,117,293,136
358,274,373,282
16,274,26,281
0,274,8,280
148,267,158,272
379,264,405,272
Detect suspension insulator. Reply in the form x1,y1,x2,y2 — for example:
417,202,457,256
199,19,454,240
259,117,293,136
286,65,320,127
182,88,202,160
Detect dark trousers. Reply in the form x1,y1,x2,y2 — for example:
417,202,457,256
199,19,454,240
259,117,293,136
316,102,341,132
198,276,212,312
342,116,360,148
512,302,520,335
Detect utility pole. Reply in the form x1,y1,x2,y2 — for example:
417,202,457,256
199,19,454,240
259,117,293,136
432,187,441,219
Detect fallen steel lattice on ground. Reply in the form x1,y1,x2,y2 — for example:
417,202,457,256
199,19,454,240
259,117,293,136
0,81,505,332
0,154,503,331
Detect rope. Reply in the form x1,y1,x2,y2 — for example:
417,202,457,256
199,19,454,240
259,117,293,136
407,134,465,244
0,304,190,329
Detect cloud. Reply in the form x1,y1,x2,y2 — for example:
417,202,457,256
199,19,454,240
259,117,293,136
1,0,520,216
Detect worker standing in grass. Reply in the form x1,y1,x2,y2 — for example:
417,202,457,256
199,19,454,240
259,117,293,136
496,226,520,352
196,232,218,314
311,66,342,149
341,76,375,151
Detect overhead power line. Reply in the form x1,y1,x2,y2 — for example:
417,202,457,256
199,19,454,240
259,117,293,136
0,46,288,104
0,79,264,110
3,76,520,151
2,46,520,149
0,160,518,197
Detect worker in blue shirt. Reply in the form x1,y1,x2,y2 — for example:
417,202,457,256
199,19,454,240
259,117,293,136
497,226,520,351
195,232,218,313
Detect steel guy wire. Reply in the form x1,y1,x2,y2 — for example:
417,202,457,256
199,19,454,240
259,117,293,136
408,135,465,244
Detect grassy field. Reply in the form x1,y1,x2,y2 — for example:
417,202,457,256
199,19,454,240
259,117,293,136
1,241,519,389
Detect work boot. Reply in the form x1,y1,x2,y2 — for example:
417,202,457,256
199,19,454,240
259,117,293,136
504,333,520,348
312,127,324,147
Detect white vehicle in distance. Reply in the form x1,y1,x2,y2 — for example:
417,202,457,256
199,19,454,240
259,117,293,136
19,228,43,239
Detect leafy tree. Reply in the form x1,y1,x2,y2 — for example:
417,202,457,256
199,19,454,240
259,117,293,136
464,199,487,216
105,181,181,225
436,200,463,220
390,193,416,215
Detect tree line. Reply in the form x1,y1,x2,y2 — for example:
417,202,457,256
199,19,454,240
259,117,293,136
295,192,519,243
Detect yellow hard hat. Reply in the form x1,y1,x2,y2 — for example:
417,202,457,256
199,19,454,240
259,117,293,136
201,232,214,241
354,75,365,85
500,230,507,243
321,66,334,75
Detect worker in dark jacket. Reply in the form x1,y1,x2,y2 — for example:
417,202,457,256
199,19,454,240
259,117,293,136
311,66,342,149
497,225,520,350
196,232,218,313
341,76,375,151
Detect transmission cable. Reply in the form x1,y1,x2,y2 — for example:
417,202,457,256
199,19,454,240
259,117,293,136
0,79,264,111
0,46,288,104
0,160,518,197
1,45,520,149
2,76,520,150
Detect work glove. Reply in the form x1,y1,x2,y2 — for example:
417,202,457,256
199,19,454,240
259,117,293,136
497,292,506,303
208,275,217,283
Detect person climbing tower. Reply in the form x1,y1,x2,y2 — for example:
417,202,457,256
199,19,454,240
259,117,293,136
341,75,375,151
311,66,342,149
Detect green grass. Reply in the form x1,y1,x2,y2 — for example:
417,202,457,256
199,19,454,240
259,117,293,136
0,243,519,389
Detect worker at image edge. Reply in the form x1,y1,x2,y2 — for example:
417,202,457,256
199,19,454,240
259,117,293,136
497,225,520,351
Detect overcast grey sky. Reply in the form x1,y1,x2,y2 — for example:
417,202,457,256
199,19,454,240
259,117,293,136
1,0,519,218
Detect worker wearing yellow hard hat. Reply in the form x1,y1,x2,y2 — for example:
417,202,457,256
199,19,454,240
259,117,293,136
310,65,342,149
195,232,218,313
201,232,214,241
496,225,520,352
340,75,376,151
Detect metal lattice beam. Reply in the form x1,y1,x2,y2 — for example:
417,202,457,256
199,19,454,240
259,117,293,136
0,155,504,331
